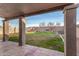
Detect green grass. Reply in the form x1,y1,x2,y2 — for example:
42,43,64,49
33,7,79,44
27,32,55,35
9,32,64,52
26,36,64,52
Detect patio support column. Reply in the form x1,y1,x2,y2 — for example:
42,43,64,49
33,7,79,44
64,4,77,56
19,16,26,46
3,19,9,42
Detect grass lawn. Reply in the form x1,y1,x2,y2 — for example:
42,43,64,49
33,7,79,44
8,32,64,52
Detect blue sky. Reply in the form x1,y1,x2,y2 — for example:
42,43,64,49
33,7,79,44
26,11,64,27
0,7,79,27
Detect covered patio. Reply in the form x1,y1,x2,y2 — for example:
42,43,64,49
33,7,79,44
0,40,64,56
0,3,78,56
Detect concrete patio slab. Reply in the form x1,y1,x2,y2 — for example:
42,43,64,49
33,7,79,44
0,41,64,56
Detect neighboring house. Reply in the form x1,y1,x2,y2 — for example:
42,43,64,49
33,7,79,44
26,26,64,33
0,25,79,36
77,26,79,38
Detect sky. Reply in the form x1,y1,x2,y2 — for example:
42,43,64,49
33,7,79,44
0,7,79,27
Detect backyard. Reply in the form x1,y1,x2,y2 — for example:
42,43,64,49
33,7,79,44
8,32,64,52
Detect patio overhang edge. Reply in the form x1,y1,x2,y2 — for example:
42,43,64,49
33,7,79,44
3,3,73,20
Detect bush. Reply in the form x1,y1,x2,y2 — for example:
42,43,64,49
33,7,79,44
9,36,19,42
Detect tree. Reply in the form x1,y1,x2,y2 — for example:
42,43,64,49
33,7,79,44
14,27,16,34
48,22,54,27
39,22,45,27
56,22,61,26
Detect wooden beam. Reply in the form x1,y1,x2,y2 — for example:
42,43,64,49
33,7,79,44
19,16,26,46
64,4,77,56
3,20,9,42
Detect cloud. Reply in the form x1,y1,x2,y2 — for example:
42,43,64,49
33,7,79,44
26,24,39,27
77,21,79,24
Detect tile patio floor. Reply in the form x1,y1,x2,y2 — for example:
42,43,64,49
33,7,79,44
0,41,64,56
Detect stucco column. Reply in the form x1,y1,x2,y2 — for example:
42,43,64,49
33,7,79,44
19,16,26,46
64,4,77,56
3,20,9,42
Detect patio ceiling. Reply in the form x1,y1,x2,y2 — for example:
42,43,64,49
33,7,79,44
0,3,72,19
